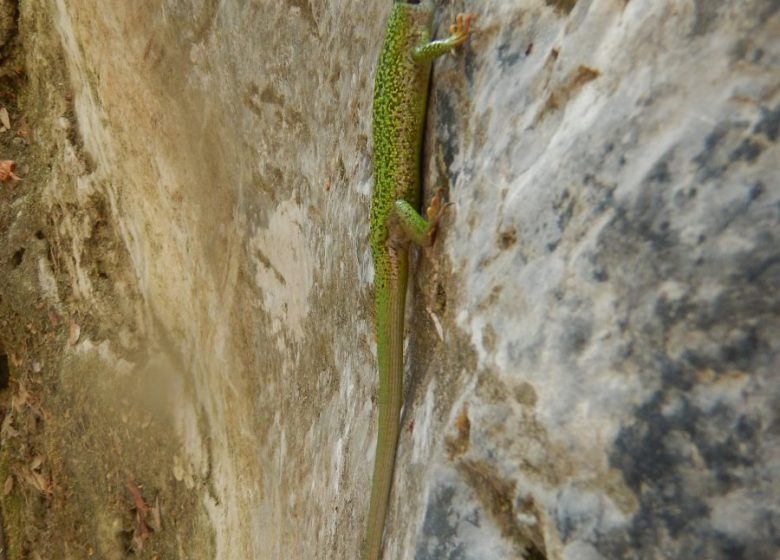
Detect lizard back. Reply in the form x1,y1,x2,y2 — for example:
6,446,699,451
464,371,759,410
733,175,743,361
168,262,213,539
370,0,435,260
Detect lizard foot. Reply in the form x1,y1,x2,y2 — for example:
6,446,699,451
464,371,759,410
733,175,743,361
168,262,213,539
448,13,473,48
426,188,449,222
426,188,454,244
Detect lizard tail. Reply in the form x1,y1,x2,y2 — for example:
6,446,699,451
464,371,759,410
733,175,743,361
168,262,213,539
364,256,407,560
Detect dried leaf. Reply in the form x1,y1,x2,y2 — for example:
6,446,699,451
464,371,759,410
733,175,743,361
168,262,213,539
1,413,18,439
126,478,149,515
0,159,20,182
172,456,184,481
68,321,81,345
30,455,44,470
11,385,27,413
0,107,10,129
30,469,51,494
3,474,13,495
48,310,60,327
151,495,162,532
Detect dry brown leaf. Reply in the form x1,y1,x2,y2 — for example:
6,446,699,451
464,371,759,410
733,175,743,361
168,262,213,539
48,310,60,328
11,384,29,413
68,321,81,345
1,413,18,439
0,107,10,129
0,160,20,182
127,478,149,515
30,455,44,470
3,474,13,495
29,469,51,495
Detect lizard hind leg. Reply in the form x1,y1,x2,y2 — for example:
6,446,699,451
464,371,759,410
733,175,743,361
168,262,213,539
393,188,452,248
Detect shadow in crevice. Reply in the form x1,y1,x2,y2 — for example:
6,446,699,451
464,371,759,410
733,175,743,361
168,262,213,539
0,352,8,390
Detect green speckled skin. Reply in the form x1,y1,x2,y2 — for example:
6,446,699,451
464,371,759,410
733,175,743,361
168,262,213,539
365,2,470,559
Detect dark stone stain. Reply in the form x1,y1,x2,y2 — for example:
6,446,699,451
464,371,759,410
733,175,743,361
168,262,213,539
722,328,760,368
691,1,720,36
497,227,517,250
749,181,765,201
693,122,729,176
582,69,780,559
753,103,780,142
729,138,764,163
628,186,678,253
259,85,284,106
745,254,780,282
647,160,671,183
592,264,608,282
435,90,458,173
730,39,750,61
593,233,779,557
553,189,575,233
463,46,476,86
415,485,467,560
545,0,578,15
609,378,770,557
692,120,763,180
497,42,522,68
11,247,24,268
759,0,780,19
560,317,591,355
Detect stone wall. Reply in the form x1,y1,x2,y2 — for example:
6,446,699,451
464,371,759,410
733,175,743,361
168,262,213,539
0,0,777,558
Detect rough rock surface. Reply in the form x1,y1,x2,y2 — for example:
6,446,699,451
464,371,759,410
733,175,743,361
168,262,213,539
0,0,778,558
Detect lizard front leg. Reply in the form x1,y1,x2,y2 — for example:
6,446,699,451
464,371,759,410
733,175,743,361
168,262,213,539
413,13,472,62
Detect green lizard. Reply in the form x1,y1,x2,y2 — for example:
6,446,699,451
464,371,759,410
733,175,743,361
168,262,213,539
365,2,471,559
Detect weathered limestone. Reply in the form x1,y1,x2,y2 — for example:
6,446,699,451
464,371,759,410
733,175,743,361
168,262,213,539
5,0,777,558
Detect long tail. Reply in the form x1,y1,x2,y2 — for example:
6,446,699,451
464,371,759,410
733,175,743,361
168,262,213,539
364,255,408,560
